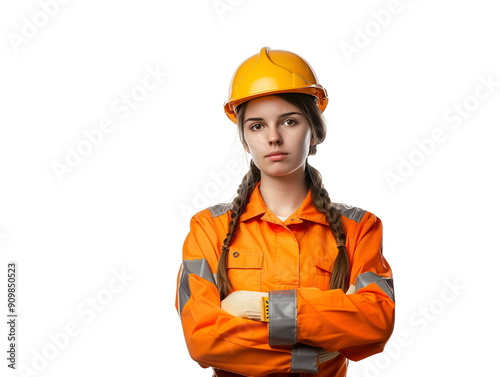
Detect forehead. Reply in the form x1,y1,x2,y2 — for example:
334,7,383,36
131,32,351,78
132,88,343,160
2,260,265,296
244,95,303,118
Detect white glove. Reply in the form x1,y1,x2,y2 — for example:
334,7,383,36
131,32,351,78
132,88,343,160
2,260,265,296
346,284,357,294
221,291,268,321
318,349,340,364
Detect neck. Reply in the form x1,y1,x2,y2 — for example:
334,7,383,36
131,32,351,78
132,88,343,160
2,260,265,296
259,164,309,218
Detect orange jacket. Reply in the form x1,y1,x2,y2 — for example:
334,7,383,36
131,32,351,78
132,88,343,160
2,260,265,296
176,182,395,377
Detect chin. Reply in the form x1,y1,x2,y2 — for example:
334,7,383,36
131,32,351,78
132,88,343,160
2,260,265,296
261,165,303,178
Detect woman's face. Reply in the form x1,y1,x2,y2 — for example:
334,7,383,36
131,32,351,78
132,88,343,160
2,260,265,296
241,95,313,178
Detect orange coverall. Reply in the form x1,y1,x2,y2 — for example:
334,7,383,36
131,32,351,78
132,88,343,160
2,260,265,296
176,182,395,377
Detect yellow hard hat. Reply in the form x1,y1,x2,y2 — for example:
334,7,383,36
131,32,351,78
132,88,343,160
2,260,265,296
224,47,328,123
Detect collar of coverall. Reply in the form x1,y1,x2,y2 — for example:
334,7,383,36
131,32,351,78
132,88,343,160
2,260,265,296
238,181,330,226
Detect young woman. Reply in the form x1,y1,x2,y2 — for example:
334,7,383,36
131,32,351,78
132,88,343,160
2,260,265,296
176,47,395,377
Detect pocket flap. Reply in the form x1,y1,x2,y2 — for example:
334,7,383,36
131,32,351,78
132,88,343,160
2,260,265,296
227,250,263,269
313,257,333,274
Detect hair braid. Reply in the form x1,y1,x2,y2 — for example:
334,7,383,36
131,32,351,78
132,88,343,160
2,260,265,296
216,160,261,299
305,162,350,292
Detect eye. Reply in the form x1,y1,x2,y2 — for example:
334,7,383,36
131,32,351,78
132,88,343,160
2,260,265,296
283,118,297,127
249,123,264,131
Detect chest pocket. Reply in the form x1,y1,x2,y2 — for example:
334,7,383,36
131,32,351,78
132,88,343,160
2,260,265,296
227,249,264,291
313,257,333,289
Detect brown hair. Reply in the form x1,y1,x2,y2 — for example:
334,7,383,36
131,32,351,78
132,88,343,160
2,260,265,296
216,93,349,299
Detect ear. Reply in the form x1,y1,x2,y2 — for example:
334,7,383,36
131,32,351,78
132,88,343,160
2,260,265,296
308,136,317,156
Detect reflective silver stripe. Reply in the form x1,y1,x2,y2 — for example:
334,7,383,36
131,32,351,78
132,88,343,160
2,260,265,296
333,203,366,223
291,344,318,374
178,259,216,313
268,290,297,345
209,203,232,217
355,271,395,302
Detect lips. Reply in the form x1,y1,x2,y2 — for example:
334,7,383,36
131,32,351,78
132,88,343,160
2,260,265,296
266,151,288,157
265,151,288,161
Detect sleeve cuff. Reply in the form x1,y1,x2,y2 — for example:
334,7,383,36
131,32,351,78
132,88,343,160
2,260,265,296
291,344,319,374
268,290,297,345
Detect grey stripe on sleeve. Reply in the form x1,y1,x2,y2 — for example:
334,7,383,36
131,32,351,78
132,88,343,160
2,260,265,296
291,344,318,374
178,259,216,313
333,203,366,223
355,271,395,302
268,290,297,346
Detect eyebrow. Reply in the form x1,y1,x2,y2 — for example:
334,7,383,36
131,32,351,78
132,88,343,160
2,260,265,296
244,112,303,124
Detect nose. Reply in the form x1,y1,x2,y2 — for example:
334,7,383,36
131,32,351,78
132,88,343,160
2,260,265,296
267,125,282,145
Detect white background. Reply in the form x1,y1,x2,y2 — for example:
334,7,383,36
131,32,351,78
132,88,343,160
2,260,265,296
1,0,499,376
